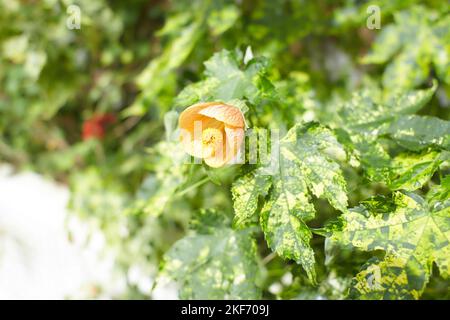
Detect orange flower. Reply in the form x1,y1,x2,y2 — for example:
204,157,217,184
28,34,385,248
179,102,245,167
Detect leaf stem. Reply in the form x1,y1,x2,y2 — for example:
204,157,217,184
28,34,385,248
311,228,329,237
175,176,210,198
262,252,277,265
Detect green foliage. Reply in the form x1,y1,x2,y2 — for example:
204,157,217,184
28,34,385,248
233,123,348,283
231,170,271,227
334,82,449,186
162,210,261,299
329,191,449,299
127,0,242,116
1,0,449,300
362,6,450,90
176,49,275,109
337,82,437,134
388,151,445,191
427,175,450,207
132,141,188,217
387,115,450,151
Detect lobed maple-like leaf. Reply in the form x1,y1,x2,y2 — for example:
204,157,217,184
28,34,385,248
232,122,348,282
176,49,275,107
329,191,450,299
335,82,444,185
163,210,261,299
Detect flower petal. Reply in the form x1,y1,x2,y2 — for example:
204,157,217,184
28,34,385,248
224,126,245,164
178,102,218,131
203,126,244,168
180,118,224,159
178,102,245,167
198,103,245,128
204,156,228,168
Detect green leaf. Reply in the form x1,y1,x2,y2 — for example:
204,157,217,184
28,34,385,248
361,25,402,64
207,5,240,36
388,151,444,191
189,209,231,234
176,49,275,106
232,169,271,227
387,115,450,151
336,83,439,183
336,130,391,182
362,6,449,89
205,50,273,102
337,83,437,134
125,21,203,116
427,175,450,208
348,254,429,300
245,123,348,282
382,46,430,90
427,175,450,206
330,191,450,299
163,225,261,299
386,80,438,113
135,141,187,216
431,16,450,84
175,77,221,107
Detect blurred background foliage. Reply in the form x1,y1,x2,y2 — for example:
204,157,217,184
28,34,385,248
0,0,448,299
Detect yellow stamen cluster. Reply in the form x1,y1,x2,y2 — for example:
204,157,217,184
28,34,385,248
201,127,223,157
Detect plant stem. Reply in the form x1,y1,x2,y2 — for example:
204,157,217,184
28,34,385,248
262,252,277,265
175,176,210,198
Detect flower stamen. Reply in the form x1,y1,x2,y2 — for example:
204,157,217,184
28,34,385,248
201,127,224,157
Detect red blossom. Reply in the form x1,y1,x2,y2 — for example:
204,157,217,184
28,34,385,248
82,113,116,140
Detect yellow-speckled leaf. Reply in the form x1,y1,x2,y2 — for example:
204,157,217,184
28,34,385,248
330,191,450,299
163,226,261,299
254,123,348,283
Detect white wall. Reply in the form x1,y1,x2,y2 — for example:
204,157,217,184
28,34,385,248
0,165,116,299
